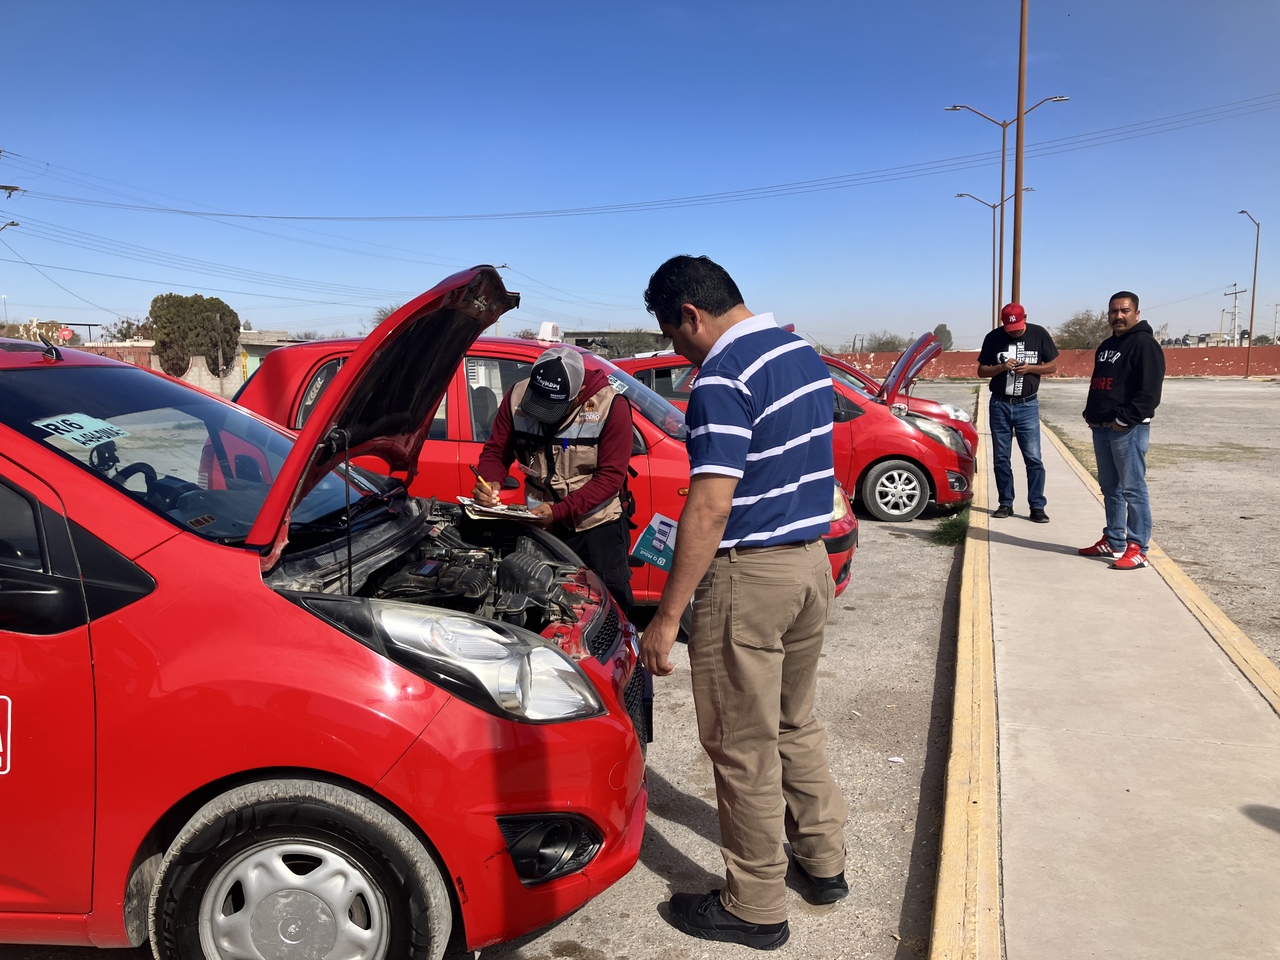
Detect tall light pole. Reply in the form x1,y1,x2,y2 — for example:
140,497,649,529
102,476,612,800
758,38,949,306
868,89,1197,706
946,96,1066,309
957,189,1035,328
1239,210,1261,377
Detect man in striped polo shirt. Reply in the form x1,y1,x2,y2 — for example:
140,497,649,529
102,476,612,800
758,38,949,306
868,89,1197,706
640,255,848,950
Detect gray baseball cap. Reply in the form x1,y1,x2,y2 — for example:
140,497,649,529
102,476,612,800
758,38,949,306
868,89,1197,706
520,345,586,423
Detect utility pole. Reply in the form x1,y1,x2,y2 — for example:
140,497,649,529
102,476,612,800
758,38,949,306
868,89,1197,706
1223,285,1247,346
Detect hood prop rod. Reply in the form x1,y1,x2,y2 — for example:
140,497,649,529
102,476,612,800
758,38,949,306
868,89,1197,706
329,427,355,596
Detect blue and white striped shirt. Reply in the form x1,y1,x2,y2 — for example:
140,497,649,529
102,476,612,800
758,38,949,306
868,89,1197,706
687,313,835,549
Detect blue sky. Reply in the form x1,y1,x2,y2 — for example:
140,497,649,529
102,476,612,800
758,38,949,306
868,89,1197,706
1,1,1277,350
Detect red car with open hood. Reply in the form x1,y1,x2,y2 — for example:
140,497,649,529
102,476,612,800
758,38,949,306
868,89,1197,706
0,267,646,958
619,332,975,522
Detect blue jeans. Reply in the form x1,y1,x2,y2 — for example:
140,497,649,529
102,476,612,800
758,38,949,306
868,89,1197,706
989,396,1046,509
1092,423,1151,551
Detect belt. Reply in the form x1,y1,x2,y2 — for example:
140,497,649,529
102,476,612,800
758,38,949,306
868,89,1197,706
714,538,820,559
991,394,1037,404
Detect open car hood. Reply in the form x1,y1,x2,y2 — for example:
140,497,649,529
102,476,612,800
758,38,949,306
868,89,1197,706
879,332,941,407
246,266,519,566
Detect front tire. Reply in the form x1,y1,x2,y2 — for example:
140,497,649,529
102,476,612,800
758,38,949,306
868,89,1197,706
149,779,451,960
862,459,929,522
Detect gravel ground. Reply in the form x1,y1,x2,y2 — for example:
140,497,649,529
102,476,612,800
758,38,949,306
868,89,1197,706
1035,377,1280,668
11,385,982,960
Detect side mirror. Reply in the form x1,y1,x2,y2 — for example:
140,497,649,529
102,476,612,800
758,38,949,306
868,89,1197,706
833,392,863,424
502,475,520,490
632,427,647,457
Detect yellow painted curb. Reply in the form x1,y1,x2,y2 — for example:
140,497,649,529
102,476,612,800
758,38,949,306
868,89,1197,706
929,401,1002,960
1041,425,1280,717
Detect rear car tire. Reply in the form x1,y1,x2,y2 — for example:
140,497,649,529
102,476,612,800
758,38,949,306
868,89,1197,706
149,779,451,960
862,459,929,522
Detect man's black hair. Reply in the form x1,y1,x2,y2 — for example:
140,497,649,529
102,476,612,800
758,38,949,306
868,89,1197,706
1110,290,1140,309
643,255,744,327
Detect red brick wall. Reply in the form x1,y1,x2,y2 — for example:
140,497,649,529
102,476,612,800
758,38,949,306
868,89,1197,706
833,346,1280,380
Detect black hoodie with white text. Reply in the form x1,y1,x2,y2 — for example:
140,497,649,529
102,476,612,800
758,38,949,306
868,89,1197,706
1082,319,1165,427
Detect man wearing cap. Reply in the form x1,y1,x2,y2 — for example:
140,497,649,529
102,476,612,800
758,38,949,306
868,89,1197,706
473,344,636,613
977,303,1059,522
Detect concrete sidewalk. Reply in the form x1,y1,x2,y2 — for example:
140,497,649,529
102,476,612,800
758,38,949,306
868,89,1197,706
933,408,1280,960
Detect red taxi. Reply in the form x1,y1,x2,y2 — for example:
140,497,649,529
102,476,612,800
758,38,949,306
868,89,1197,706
0,267,646,958
237,338,858,600
618,333,975,522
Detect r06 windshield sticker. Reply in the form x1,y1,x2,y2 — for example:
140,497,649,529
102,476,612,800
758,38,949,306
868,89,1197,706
33,413,131,449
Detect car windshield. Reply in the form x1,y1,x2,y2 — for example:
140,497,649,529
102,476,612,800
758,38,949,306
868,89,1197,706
0,364,367,545
824,360,877,400
596,361,687,441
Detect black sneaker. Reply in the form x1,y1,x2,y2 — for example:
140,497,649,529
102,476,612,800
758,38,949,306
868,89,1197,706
667,891,790,950
1029,508,1049,523
992,504,1013,518
793,861,850,904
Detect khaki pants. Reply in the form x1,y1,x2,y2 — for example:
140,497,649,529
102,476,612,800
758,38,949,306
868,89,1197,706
688,540,848,924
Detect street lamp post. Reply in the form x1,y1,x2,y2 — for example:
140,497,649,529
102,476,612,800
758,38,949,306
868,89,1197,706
1239,210,1261,377
946,96,1066,309
957,189,1035,328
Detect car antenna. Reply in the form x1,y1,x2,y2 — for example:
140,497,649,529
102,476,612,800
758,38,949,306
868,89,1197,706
37,333,64,363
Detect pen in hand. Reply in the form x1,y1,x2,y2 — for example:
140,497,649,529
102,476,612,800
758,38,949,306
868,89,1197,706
469,464,497,504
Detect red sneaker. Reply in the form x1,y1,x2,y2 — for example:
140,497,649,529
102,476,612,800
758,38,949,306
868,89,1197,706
1109,543,1149,570
1078,538,1120,558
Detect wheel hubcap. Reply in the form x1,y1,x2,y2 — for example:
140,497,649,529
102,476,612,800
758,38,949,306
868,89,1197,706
876,470,922,516
199,840,390,960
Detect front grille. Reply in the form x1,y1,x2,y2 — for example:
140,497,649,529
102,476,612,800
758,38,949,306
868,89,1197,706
587,606,620,661
624,664,652,745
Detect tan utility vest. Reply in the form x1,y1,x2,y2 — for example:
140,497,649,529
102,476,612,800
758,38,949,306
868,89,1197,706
509,379,624,532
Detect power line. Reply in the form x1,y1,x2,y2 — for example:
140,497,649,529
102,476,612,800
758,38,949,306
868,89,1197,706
9,93,1277,223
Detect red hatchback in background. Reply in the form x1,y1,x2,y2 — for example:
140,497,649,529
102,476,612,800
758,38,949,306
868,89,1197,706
619,333,975,522
237,338,858,599
0,268,646,959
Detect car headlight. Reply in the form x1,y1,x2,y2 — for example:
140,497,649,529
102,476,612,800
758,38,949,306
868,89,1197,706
908,415,968,455
831,484,850,522
289,594,604,723
939,402,972,423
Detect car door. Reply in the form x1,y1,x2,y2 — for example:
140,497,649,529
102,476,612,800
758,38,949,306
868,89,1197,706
458,352,535,504
0,459,95,913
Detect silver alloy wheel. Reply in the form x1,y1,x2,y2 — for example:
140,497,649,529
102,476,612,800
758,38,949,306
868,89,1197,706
198,838,390,960
873,468,924,518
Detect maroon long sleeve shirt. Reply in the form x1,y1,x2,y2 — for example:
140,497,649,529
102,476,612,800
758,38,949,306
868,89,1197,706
477,368,633,526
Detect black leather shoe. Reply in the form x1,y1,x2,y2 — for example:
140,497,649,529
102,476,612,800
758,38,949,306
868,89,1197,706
1029,508,1050,523
992,504,1013,519
667,891,790,950
793,861,850,904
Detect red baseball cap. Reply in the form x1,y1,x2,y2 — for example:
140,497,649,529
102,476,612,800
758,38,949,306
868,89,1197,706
1000,302,1027,333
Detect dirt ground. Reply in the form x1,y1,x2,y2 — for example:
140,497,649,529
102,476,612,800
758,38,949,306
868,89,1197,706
14,387,980,960
1035,377,1280,668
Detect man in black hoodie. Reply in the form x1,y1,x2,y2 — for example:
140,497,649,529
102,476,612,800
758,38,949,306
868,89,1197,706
1078,291,1165,570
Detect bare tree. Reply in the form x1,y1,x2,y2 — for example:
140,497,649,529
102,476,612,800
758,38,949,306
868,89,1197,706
864,331,911,353
1054,309,1111,350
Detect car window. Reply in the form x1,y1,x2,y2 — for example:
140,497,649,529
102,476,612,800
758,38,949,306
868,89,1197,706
0,481,43,571
295,357,346,430
595,361,687,442
648,364,695,402
465,356,532,441
825,361,876,399
0,365,368,545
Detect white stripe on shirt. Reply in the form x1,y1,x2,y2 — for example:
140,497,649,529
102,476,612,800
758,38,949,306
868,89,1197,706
739,338,809,382
720,511,834,548
745,422,834,461
752,377,832,426
731,468,835,506
689,423,753,440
